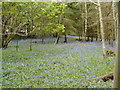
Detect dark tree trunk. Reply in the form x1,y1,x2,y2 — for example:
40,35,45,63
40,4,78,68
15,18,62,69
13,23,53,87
30,39,32,51
86,36,90,41
64,34,67,43
53,33,58,37
2,37,4,48
91,36,93,42
2,34,15,48
16,40,18,51
41,38,44,44
96,37,98,41
78,35,81,41
2,36,13,48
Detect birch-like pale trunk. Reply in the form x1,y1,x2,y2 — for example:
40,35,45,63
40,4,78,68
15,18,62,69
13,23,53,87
98,0,106,56
114,1,120,88
84,0,87,41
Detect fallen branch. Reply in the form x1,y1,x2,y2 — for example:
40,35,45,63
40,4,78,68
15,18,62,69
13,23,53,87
96,72,113,82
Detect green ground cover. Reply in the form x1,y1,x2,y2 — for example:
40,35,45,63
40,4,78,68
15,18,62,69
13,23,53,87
2,39,115,88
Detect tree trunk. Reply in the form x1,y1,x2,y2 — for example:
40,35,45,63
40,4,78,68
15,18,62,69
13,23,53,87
80,3,84,42
84,0,88,42
111,0,116,47
114,1,120,88
41,38,44,44
2,34,14,48
98,0,106,56
86,36,90,41
16,40,18,51
112,0,117,46
96,37,98,41
97,18,100,42
78,35,81,41
64,33,67,43
91,36,93,42
2,37,4,48
54,12,61,44
55,33,60,44
30,39,32,51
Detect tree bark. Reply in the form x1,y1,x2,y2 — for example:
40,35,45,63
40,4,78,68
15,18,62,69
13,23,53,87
64,33,67,43
98,0,106,56
54,12,61,44
97,13,100,42
114,1,120,88
30,39,32,51
112,0,116,47
16,40,18,51
2,34,15,48
91,36,93,42
112,0,117,46
84,0,88,42
54,33,60,44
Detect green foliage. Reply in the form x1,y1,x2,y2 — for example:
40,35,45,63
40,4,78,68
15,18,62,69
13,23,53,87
45,23,65,33
52,24,65,33
2,39,115,88
2,2,66,35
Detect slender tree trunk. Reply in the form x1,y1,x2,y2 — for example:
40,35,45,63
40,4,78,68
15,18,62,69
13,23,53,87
16,40,18,51
2,37,4,48
114,1,120,88
97,15,100,42
30,39,32,51
64,33,67,43
55,33,60,44
86,36,89,41
91,36,93,42
84,0,88,42
112,0,117,45
98,0,106,56
112,0,116,47
80,3,84,42
115,6,119,47
78,35,81,41
55,13,61,44
96,37,98,41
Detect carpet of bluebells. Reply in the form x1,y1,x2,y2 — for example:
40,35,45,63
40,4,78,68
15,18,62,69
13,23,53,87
2,38,115,88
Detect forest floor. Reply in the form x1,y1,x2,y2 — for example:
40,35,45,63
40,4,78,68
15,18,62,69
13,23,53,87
2,37,115,88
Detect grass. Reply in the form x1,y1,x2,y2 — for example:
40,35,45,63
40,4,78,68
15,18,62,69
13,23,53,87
2,38,115,88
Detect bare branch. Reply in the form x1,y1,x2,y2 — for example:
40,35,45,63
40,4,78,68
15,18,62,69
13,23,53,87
88,0,99,6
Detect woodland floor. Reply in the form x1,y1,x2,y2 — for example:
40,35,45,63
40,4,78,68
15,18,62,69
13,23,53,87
2,37,115,88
